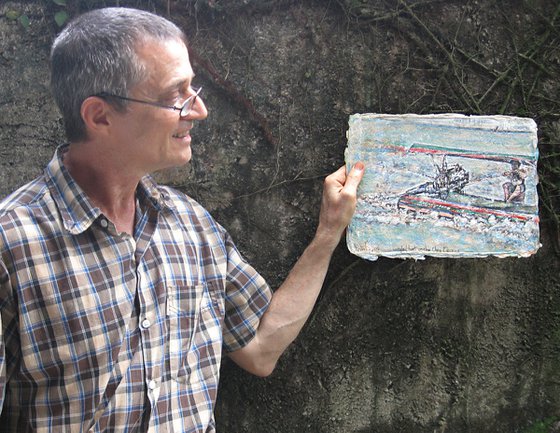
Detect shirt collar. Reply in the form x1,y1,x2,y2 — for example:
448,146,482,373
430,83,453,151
137,175,176,213
45,145,173,235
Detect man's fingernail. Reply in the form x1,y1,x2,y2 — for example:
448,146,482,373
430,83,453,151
355,161,365,171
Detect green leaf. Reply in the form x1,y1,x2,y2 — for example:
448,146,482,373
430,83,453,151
54,10,68,27
6,10,20,20
18,14,30,29
52,0,67,5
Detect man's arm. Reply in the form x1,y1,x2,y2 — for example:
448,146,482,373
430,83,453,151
228,162,365,376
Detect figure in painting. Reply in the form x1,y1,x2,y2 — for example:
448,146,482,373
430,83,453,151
502,159,527,203
405,155,469,199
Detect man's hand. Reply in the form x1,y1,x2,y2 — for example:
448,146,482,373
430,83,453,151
316,162,365,250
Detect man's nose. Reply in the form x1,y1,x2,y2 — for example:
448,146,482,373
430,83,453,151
186,95,208,120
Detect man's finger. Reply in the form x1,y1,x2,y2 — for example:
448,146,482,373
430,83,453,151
344,161,365,192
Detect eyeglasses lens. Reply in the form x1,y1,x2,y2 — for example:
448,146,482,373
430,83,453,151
180,88,202,117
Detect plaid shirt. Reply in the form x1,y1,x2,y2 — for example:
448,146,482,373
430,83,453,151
0,146,272,433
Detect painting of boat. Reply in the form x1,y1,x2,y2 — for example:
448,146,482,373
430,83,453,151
344,113,540,261
397,192,538,222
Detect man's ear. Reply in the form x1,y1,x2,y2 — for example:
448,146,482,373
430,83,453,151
80,96,112,137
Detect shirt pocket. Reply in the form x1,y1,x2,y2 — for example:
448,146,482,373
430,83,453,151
166,284,204,382
167,282,226,384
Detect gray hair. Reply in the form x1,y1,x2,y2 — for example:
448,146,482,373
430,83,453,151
50,7,186,142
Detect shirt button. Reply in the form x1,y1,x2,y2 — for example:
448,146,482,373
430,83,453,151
100,218,108,228
148,380,157,390
141,318,151,329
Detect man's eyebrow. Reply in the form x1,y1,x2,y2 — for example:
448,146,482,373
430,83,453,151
162,75,196,95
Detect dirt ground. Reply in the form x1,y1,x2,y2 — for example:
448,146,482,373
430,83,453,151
1,0,560,432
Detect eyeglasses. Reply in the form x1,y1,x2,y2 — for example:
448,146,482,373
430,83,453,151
94,87,202,118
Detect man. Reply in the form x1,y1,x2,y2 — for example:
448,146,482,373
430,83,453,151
502,159,527,203
0,7,364,432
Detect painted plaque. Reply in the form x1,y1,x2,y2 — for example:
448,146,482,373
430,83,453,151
345,113,540,260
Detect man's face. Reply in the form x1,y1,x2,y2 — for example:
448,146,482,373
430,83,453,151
112,38,207,174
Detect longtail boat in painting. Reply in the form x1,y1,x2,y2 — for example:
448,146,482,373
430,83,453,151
397,192,538,222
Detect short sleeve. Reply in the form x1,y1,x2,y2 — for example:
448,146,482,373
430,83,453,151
221,233,272,352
